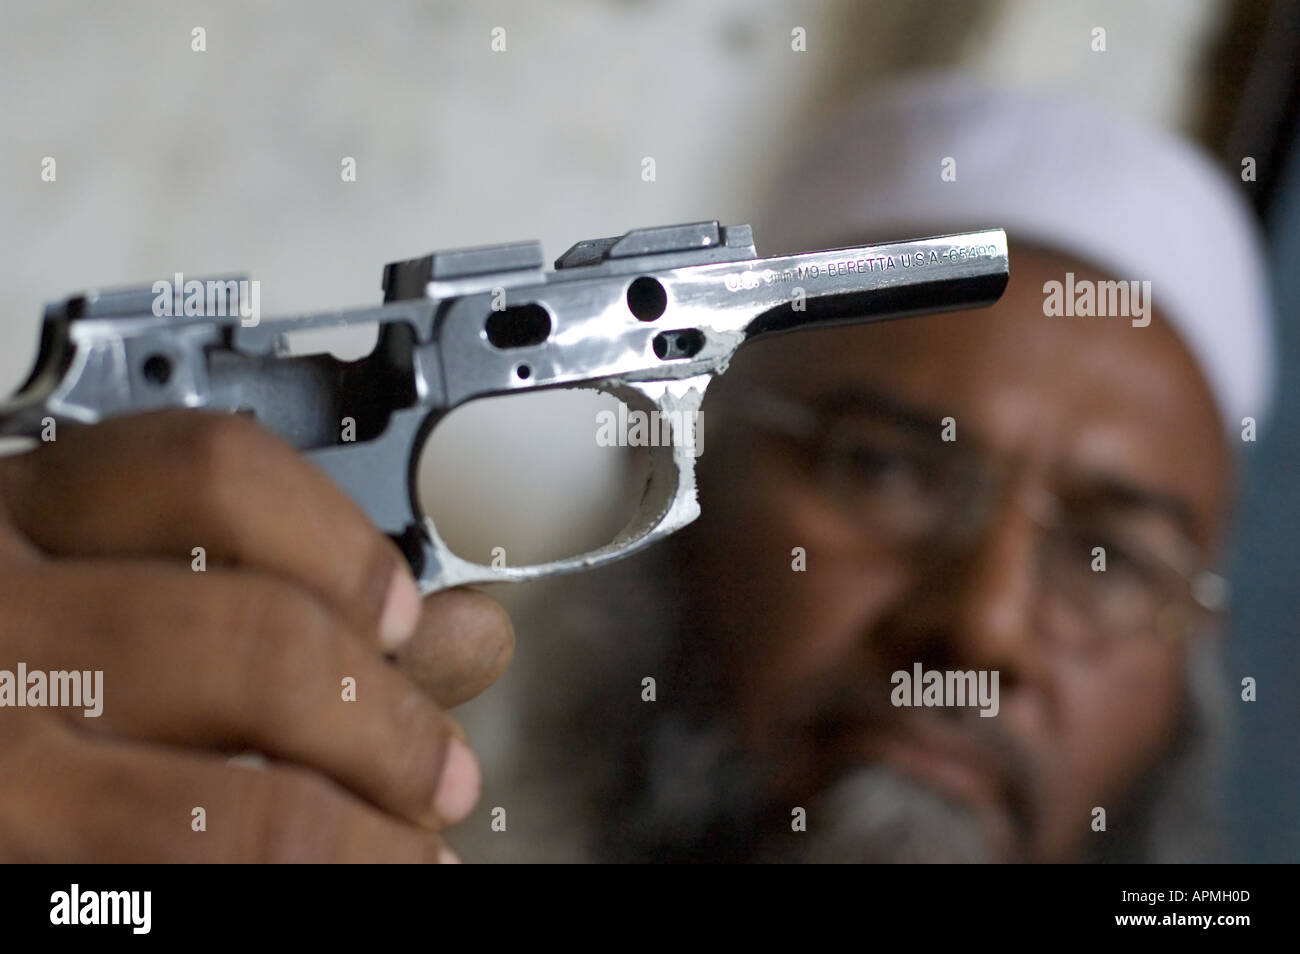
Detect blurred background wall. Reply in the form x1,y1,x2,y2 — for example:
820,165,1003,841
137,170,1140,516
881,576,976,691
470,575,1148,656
0,0,1240,560
2,0,1293,859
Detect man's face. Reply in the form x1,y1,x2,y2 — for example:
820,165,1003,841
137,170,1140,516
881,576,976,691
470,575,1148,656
687,245,1231,862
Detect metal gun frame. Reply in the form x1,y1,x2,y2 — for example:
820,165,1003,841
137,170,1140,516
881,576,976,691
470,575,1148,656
0,221,1009,592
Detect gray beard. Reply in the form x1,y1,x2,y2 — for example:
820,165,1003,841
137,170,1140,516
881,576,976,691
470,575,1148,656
629,717,998,863
776,765,994,863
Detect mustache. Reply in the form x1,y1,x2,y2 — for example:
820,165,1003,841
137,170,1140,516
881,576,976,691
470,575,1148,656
778,671,1041,845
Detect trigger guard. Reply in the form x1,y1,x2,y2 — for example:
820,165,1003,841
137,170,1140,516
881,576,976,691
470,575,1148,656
415,373,711,593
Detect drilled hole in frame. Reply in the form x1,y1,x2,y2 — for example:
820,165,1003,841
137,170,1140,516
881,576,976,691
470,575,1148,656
626,276,668,322
142,354,173,386
652,329,705,360
486,303,552,349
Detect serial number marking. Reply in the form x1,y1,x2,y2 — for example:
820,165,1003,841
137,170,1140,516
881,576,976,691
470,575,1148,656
723,243,1000,291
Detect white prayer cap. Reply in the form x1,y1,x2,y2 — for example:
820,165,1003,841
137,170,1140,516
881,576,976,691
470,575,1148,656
758,74,1277,433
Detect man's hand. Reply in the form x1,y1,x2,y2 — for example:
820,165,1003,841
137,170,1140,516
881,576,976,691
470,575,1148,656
0,411,513,862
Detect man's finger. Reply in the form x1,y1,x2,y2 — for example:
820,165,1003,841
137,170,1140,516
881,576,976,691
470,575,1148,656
0,411,421,649
397,588,516,708
0,714,457,862
2,558,481,829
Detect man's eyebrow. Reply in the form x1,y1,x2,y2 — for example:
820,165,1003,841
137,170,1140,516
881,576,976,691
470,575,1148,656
809,387,1202,533
816,387,1201,523
1069,474,1199,538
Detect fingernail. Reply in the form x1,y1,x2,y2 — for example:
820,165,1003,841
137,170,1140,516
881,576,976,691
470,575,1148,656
434,737,481,825
439,847,462,864
378,567,422,650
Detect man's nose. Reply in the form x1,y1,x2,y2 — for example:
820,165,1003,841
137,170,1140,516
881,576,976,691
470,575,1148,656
883,493,1046,690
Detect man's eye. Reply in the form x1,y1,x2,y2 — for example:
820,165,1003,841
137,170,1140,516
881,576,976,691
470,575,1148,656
1081,532,1158,584
842,444,926,491
846,444,905,474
